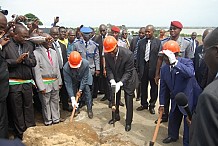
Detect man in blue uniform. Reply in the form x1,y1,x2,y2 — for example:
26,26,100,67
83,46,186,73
73,27,100,101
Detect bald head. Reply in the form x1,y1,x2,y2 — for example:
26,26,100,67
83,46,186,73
145,25,155,39
204,28,218,48
13,24,29,44
0,13,7,36
202,28,213,42
99,24,107,37
203,27,218,76
50,27,59,41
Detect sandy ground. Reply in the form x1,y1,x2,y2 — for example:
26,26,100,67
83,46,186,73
23,92,184,146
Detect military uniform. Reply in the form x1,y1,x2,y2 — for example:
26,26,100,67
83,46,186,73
73,39,100,75
160,36,193,59
118,39,127,48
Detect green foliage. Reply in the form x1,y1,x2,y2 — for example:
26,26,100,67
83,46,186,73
24,13,43,25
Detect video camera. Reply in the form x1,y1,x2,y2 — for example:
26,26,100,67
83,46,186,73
0,6,8,15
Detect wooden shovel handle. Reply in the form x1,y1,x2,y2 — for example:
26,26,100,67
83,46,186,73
70,95,80,122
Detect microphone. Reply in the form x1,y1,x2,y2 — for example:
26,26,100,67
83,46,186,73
175,92,192,120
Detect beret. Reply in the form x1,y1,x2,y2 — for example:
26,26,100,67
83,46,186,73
111,26,120,33
171,21,183,29
80,27,93,34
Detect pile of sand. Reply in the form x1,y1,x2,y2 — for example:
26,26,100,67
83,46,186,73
23,121,137,146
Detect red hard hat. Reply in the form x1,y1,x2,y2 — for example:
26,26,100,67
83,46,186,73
68,51,82,68
162,40,180,53
103,36,118,53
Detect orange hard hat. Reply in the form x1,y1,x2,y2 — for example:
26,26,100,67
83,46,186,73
162,40,180,53
68,51,82,68
103,36,118,53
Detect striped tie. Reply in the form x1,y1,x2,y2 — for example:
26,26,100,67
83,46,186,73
144,40,150,62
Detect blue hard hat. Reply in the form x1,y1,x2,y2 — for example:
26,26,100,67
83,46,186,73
80,27,93,34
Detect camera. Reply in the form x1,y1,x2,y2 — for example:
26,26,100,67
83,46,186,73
0,6,8,15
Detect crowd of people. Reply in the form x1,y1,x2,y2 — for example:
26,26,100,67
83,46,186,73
0,12,218,146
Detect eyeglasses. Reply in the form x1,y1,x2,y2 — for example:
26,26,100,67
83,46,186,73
100,29,106,32
203,45,218,54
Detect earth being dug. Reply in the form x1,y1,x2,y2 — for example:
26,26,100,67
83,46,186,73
23,121,137,146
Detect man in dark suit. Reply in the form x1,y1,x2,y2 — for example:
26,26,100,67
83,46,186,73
189,32,199,58
63,51,93,118
50,27,70,112
94,24,111,104
193,29,213,89
190,27,218,146
104,36,138,132
136,25,161,114
129,27,146,101
0,12,9,139
4,24,37,139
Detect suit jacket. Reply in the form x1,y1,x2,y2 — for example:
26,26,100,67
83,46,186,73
129,36,139,52
137,37,161,79
52,41,68,68
3,39,36,92
0,47,9,101
94,35,104,70
159,58,202,114
63,59,93,97
32,46,62,93
105,47,138,94
190,78,218,146
193,45,208,88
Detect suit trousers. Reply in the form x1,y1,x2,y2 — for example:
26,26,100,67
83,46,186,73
39,90,60,125
0,100,8,138
7,86,35,138
168,106,189,146
140,61,158,108
60,69,70,110
113,90,133,125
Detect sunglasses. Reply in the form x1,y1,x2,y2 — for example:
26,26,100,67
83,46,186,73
169,26,178,31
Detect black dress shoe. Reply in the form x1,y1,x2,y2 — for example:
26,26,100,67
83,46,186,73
149,108,155,114
125,124,131,132
154,118,168,124
108,102,112,108
87,110,93,119
162,137,177,143
119,101,124,106
100,96,108,101
136,106,148,111
108,116,120,124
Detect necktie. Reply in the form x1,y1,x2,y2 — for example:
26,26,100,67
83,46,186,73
18,44,23,55
144,40,150,62
85,41,88,48
133,38,140,60
54,42,63,68
47,49,53,65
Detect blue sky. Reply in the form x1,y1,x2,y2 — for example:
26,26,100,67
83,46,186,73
1,0,218,28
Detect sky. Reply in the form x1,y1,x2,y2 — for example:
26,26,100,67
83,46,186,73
1,0,218,28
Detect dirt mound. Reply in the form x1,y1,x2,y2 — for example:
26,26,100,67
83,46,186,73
23,121,137,146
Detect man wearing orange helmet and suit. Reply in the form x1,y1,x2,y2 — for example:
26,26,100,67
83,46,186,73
158,40,201,146
103,36,138,132
63,51,93,119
